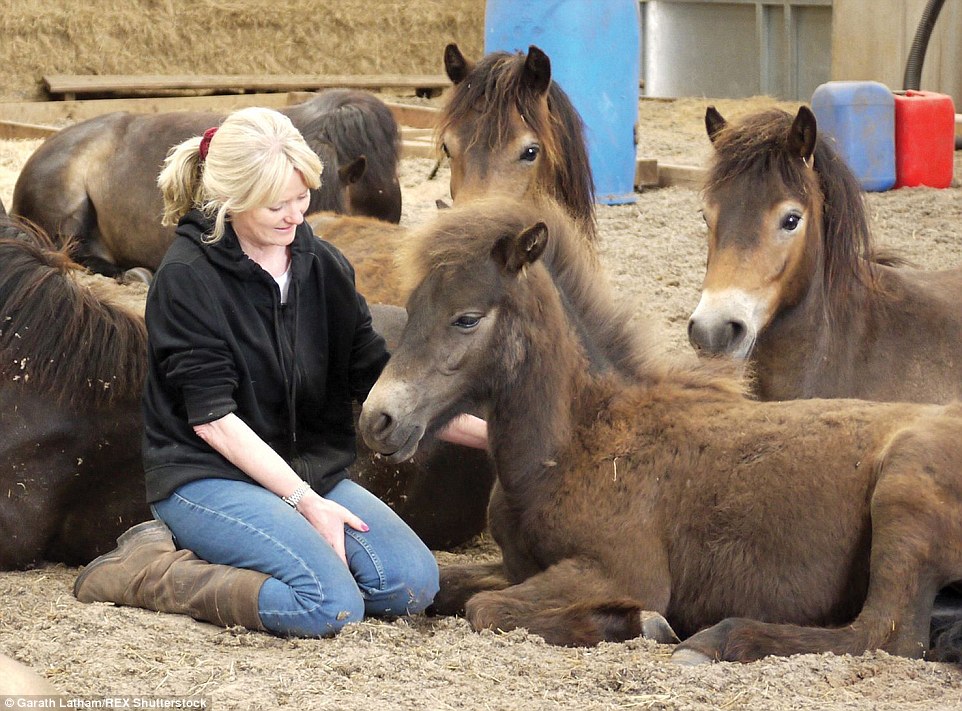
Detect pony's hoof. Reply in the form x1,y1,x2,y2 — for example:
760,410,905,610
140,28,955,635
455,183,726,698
639,611,679,644
670,648,714,666
121,267,153,285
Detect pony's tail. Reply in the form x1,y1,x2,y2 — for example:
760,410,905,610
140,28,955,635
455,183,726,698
157,136,205,227
929,617,962,664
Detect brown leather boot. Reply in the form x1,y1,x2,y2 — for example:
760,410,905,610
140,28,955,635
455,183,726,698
74,520,269,631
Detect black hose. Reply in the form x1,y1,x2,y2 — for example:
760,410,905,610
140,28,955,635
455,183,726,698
903,0,947,91
902,0,960,149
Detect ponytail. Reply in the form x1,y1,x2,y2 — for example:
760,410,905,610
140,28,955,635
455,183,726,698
157,137,206,227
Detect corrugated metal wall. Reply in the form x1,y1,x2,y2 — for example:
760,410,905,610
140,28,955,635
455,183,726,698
641,0,960,105
832,0,961,106
641,0,833,100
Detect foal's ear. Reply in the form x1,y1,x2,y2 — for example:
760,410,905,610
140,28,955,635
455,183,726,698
789,106,817,163
491,221,549,274
522,45,552,96
338,155,367,185
705,106,727,143
444,44,473,85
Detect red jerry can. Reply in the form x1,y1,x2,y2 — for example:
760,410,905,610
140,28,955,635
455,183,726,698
894,90,956,189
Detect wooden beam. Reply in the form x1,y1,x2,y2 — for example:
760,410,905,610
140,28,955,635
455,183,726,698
401,139,438,160
657,163,707,189
0,120,58,140
635,158,707,190
0,93,296,126
384,102,440,129
44,74,451,100
400,127,434,141
635,158,659,188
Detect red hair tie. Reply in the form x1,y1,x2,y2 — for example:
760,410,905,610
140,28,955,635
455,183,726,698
199,126,218,161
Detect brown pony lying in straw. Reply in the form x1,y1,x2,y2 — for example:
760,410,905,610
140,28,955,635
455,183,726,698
359,196,962,662
11,90,397,280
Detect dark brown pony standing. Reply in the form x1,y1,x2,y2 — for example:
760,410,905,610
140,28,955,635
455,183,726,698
10,90,400,279
359,196,962,662
688,106,962,403
439,43,597,243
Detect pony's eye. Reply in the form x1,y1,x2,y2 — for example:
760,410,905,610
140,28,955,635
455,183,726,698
781,213,802,232
441,143,451,158
453,314,481,330
520,144,540,162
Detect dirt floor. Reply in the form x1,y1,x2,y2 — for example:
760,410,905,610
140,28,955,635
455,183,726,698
1,96,962,709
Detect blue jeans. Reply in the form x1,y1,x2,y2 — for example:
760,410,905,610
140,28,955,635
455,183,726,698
151,477,439,637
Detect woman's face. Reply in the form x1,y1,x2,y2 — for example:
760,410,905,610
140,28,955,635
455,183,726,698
231,166,311,252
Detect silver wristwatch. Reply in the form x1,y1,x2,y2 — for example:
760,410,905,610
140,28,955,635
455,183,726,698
282,481,311,510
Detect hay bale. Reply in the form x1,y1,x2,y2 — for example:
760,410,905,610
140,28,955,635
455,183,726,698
0,0,484,101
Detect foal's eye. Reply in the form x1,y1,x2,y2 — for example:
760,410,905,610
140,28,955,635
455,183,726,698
781,212,802,232
453,314,481,330
441,143,451,158
520,144,540,162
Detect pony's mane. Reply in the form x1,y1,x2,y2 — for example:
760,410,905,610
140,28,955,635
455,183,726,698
706,108,878,307
400,196,744,399
0,219,147,407
437,50,596,239
293,89,401,184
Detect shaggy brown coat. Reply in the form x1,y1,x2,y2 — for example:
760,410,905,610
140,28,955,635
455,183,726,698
359,196,962,662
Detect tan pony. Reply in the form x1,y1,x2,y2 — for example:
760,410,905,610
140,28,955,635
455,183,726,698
689,105,962,403
359,196,962,663
315,42,599,305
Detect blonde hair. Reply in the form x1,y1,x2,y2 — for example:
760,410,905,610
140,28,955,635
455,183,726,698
158,107,323,242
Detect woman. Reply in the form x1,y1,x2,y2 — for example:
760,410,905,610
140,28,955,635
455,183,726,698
73,107,486,637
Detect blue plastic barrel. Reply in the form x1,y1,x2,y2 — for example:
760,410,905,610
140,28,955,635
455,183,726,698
485,0,641,205
811,81,896,192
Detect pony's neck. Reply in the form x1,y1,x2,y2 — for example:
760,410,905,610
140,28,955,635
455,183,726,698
754,246,877,399
487,292,591,497
536,200,644,379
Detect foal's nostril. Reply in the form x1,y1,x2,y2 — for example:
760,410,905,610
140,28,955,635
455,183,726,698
689,317,747,354
727,321,745,346
370,411,393,437
687,319,702,350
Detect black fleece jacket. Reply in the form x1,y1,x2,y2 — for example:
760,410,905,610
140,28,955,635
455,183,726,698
142,209,389,503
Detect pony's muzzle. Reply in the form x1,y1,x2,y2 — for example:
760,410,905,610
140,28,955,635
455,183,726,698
687,290,760,360
358,400,426,463
687,315,749,358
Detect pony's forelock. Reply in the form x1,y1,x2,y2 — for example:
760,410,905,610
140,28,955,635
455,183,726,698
706,108,879,315
437,50,596,239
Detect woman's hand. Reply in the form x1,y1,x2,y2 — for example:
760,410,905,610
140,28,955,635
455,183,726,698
296,492,369,567
438,413,488,450
193,414,369,566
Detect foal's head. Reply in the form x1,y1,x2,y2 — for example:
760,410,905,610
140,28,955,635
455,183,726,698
360,198,590,462
437,44,595,236
689,106,872,359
